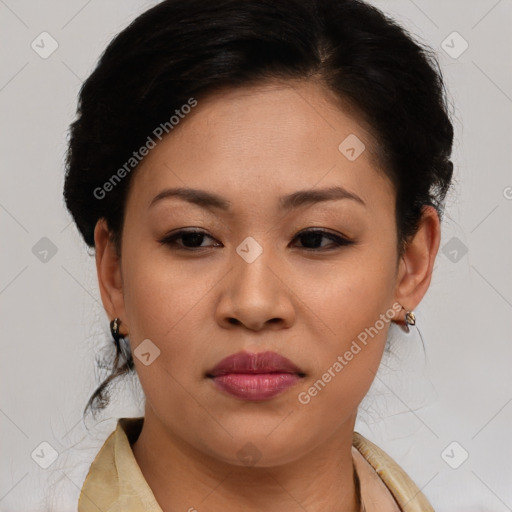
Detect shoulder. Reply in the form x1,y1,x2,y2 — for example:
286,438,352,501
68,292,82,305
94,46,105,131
352,431,435,512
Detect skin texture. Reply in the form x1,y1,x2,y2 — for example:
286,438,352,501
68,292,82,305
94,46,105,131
94,79,440,512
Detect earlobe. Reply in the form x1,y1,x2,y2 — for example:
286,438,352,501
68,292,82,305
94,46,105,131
394,205,441,313
94,219,127,329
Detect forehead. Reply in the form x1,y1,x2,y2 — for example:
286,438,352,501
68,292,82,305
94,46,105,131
127,80,394,214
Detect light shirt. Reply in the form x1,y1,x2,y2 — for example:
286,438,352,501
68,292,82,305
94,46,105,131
78,417,434,511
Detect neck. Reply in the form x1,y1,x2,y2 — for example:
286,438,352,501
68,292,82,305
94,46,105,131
132,407,361,512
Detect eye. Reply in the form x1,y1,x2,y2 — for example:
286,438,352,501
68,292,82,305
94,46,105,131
291,228,354,251
159,228,354,252
159,229,221,250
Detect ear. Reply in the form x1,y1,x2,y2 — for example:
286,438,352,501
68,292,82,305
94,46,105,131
394,205,441,315
94,219,128,334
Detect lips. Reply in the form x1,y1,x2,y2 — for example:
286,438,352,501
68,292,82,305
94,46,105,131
206,350,305,378
206,351,306,401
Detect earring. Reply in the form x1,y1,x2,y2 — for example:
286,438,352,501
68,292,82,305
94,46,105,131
110,317,123,351
110,317,132,363
399,306,416,334
405,310,416,327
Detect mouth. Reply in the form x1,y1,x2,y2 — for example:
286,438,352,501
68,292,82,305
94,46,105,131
206,350,306,401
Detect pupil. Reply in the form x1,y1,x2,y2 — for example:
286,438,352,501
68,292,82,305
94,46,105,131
302,232,322,248
183,233,203,247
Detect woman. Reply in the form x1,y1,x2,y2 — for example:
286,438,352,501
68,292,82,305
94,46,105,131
63,0,454,510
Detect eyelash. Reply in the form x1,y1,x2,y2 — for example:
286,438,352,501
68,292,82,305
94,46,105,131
158,228,355,252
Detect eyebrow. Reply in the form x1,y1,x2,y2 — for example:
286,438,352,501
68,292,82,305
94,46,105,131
148,185,366,211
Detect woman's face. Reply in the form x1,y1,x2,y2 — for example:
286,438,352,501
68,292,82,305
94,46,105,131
97,80,434,466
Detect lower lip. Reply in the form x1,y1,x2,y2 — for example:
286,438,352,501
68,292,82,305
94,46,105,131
209,373,302,401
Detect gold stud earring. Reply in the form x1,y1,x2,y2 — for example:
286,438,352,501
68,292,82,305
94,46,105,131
398,305,416,333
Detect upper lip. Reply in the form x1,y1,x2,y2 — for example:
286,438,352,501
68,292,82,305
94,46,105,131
207,350,305,377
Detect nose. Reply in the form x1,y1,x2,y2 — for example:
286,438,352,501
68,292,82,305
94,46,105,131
214,245,296,332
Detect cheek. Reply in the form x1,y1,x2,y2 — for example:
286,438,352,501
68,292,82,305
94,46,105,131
121,246,221,387
120,250,211,419
122,244,209,336
303,244,397,344
294,245,397,407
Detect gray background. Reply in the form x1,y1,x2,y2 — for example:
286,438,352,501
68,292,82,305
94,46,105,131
1,0,511,510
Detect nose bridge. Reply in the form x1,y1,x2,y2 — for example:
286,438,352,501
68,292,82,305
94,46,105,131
233,235,280,302
217,236,294,329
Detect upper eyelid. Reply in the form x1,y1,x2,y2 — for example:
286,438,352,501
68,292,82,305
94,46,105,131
163,227,348,236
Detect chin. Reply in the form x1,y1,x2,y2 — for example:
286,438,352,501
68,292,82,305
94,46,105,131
200,430,308,468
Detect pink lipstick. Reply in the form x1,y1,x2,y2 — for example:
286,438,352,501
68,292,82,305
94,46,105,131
206,350,305,401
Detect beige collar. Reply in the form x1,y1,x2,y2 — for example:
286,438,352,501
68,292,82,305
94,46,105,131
78,417,434,512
